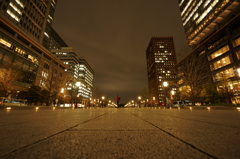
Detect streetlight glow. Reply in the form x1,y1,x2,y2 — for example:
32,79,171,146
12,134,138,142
237,68,240,76
163,81,168,87
76,81,81,87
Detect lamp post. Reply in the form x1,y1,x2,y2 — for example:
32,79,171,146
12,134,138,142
170,90,175,107
101,96,105,107
163,81,169,107
153,96,156,107
138,96,141,108
75,82,81,108
132,100,134,107
60,88,65,107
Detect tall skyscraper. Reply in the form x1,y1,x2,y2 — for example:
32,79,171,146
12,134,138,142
51,47,94,105
178,0,240,104
0,0,68,99
146,37,178,105
179,0,240,48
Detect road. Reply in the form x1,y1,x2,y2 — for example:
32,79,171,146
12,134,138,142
0,106,240,159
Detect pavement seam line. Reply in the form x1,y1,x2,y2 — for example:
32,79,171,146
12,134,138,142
0,112,109,158
156,113,239,129
129,111,219,159
170,116,240,129
157,114,240,129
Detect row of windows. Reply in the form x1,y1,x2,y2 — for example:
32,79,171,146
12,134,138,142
155,52,174,56
182,0,202,26
210,56,231,71
19,13,43,39
209,37,240,71
207,36,226,50
7,8,20,22
211,36,240,81
186,1,230,44
29,0,48,15
213,68,234,82
0,37,39,64
0,52,36,84
208,45,229,61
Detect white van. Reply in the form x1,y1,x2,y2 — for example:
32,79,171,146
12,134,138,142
0,97,27,106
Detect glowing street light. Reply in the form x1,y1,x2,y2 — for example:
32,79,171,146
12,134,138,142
76,81,81,87
163,81,169,107
138,96,142,107
101,96,105,107
75,82,81,108
60,88,64,93
163,81,169,87
237,68,240,76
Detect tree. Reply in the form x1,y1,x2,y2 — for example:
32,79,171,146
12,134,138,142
0,65,21,97
26,85,42,105
198,84,221,104
176,47,212,105
41,70,69,106
216,76,233,104
139,87,149,107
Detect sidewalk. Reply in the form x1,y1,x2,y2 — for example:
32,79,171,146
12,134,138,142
1,108,239,159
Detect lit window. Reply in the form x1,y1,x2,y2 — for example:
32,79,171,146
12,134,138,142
211,56,231,70
10,2,22,15
15,0,24,8
15,47,26,55
209,45,229,60
48,15,53,20
7,9,20,22
234,37,240,47
214,68,234,82
0,38,12,48
44,32,49,38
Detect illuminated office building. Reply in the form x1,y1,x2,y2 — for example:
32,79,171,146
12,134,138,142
0,0,68,98
178,0,240,103
51,47,94,104
180,0,240,47
146,37,178,105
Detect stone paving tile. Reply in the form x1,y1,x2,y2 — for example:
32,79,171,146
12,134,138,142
0,108,109,156
1,108,239,159
3,130,210,159
128,108,240,159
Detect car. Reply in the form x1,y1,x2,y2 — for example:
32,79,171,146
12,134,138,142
182,100,192,106
172,101,184,108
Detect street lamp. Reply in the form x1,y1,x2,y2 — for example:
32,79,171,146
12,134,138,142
163,81,168,87
237,68,240,76
76,81,81,87
75,82,81,108
153,96,156,106
101,96,105,107
138,96,141,108
163,81,169,107
170,90,175,107
132,100,134,107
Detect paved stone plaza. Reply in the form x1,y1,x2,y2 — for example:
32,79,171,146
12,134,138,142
0,107,239,159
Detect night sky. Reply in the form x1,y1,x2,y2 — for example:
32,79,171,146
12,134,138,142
52,0,187,103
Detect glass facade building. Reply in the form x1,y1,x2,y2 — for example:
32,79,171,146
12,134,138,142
51,47,94,104
146,37,178,105
0,0,69,99
178,0,240,103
